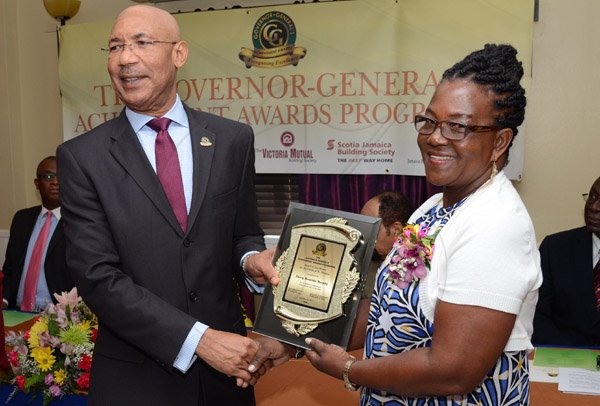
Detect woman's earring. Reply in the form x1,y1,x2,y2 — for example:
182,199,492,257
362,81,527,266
490,160,498,179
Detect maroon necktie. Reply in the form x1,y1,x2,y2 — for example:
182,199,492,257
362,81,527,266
147,118,188,232
594,254,600,312
21,212,53,312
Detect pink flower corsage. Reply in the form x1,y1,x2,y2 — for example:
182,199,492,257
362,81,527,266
387,224,437,289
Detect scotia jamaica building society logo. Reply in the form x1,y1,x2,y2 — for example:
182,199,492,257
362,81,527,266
239,11,306,68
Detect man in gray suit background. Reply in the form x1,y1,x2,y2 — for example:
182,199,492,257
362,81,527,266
57,5,286,405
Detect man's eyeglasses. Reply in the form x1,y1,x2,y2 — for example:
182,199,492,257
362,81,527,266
414,115,500,141
583,192,600,203
37,173,57,182
101,40,177,56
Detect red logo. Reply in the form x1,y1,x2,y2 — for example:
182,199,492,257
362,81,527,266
280,131,294,147
326,139,335,150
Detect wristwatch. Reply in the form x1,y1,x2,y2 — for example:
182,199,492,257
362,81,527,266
343,356,359,391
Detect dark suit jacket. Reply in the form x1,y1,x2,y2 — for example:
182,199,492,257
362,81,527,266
532,227,600,346
57,106,265,406
2,206,73,308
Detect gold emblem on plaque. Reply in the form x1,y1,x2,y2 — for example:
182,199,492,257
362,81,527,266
273,218,361,336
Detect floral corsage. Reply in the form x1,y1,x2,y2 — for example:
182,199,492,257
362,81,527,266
387,223,437,288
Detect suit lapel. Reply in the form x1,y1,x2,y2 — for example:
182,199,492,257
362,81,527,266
23,207,40,238
16,207,41,271
108,112,184,237
46,218,63,254
185,106,215,233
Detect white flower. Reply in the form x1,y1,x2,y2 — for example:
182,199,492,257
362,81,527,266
53,287,81,309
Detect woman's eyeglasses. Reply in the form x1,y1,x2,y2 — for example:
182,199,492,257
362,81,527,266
414,115,500,141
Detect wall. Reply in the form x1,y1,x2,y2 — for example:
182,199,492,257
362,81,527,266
0,0,324,227
515,0,600,239
0,0,598,243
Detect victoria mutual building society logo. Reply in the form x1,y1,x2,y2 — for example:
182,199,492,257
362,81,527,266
239,11,307,69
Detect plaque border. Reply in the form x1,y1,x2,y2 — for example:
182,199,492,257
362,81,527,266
253,202,381,349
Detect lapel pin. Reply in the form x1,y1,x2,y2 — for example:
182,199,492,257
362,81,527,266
200,137,213,147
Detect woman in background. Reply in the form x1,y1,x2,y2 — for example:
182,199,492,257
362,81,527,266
305,44,543,405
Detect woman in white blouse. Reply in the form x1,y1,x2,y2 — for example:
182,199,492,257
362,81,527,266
305,43,543,406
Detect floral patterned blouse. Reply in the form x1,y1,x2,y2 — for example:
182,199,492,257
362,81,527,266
361,199,530,406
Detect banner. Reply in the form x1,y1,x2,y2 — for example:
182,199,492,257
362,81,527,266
59,0,533,178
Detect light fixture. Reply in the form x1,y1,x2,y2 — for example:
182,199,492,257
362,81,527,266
43,0,81,26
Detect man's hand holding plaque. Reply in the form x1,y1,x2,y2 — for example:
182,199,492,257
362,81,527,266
243,247,280,285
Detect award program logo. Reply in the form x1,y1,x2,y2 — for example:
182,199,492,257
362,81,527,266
312,243,328,257
239,11,306,69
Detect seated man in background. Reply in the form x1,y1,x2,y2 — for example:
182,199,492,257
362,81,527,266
348,191,412,350
532,175,600,346
2,156,74,311
360,191,413,296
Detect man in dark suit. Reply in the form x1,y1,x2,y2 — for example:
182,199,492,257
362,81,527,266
532,175,600,346
2,156,74,310
57,5,287,405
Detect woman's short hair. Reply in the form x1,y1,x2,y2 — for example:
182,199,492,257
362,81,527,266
442,43,526,140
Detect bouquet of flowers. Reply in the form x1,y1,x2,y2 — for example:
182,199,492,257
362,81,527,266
5,288,97,405
387,223,437,289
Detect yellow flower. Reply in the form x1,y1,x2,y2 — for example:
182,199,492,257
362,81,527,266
30,347,56,372
79,320,92,333
27,319,49,349
54,369,67,385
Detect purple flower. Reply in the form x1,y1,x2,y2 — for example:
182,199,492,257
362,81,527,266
413,262,428,279
49,384,62,397
45,373,55,385
16,344,29,356
387,223,438,288
396,245,408,257
49,335,61,348
45,303,58,316
38,331,53,347
55,308,69,329
60,342,75,355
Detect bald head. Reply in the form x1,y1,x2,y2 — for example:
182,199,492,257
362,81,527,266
113,5,181,42
585,175,600,237
107,5,188,116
